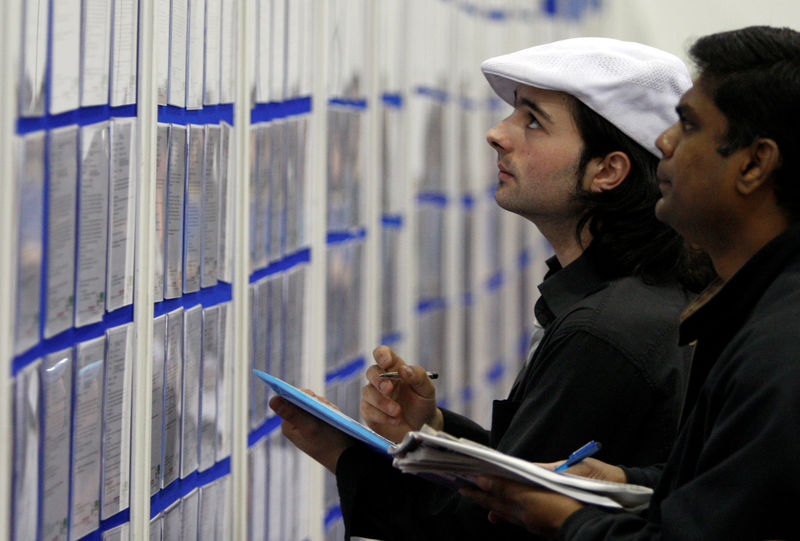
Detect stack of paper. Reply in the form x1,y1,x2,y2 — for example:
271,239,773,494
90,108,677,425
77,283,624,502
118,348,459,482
390,426,652,511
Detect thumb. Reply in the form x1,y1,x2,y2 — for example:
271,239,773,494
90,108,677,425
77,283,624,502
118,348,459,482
399,365,436,399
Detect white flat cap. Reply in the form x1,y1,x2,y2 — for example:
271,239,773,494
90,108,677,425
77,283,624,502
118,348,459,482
481,37,692,156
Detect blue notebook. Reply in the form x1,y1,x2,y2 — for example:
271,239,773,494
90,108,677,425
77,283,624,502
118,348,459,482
253,369,394,454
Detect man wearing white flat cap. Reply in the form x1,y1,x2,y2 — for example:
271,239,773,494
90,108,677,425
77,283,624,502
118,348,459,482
270,37,713,540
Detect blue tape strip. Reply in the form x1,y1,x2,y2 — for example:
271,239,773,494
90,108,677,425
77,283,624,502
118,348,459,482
248,415,283,447
324,505,343,529
486,8,507,20
417,298,447,313
326,228,367,245
250,96,313,124
463,292,473,307
381,93,403,109
416,192,448,207
462,385,473,403
12,305,134,375
462,194,475,209
248,247,311,284
486,271,504,292
153,281,234,318
328,97,368,110
519,249,531,269
544,0,558,15
414,86,448,103
157,104,235,125
149,457,232,518
380,332,404,346
325,356,366,384
486,360,506,383
16,105,137,135
381,214,404,228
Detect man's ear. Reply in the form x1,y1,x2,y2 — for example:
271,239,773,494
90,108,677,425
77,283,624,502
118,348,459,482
737,137,781,195
586,151,631,193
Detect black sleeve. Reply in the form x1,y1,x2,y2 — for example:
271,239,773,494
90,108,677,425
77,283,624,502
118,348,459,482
496,329,677,467
440,408,491,444
621,464,664,489
558,347,800,540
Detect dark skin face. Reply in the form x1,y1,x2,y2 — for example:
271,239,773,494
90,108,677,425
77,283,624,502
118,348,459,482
655,77,787,280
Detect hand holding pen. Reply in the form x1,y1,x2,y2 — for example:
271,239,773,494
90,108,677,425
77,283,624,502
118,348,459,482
554,441,602,472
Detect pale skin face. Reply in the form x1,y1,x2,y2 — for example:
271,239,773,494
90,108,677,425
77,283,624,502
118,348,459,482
487,84,630,266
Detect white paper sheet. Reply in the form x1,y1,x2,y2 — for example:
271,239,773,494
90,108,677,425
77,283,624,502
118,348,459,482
81,0,112,107
199,483,218,538
165,125,186,299
50,0,82,114
270,0,286,101
110,0,139,106
162,500,182,541
217,122,234,282
200,305,219,470
201,124,220,288
70,336,105,540
151,314,167,495
182,488,200,540
181,304,202,477
183,125,204,292
45,126,79,339
248,440,268,541
249,282,265,429
19,0,48,116
101,323,134,519
41,349,73,541
185,0,205,109
163,308,184,486
219,0,236,103
150,514,163,541
253,124,269,269
106,117,136,312
269,122,285,261
285,0,302,98
154,123,170,302
156,0,170,104
102,522,130,541
215,302,232,461
14,131,45,355
168,0,188,106
76,122,110,327
13,362,41,541
204,0,222,105
216,475,232,540
255,0,271,103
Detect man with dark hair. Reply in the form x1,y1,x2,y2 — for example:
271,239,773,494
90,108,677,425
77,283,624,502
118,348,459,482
462,25,800,540
270,38,712,539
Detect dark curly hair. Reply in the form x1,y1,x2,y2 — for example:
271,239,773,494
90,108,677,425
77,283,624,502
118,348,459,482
569,98,715,292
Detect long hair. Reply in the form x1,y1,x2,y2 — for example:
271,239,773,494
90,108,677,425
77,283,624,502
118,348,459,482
569,98,714,292
690,26,800,221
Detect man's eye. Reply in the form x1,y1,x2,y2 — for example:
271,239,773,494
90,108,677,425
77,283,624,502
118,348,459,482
527,115,541,129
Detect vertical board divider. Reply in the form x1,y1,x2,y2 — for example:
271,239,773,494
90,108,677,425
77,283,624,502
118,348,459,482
232,0,255,539
0,1,23,540
130,0,158,538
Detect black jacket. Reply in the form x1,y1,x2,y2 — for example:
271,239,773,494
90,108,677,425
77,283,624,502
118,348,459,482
337,248,694,540
561,224,800,540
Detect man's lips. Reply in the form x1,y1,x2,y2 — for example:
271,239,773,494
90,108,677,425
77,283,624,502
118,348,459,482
497,164,513,181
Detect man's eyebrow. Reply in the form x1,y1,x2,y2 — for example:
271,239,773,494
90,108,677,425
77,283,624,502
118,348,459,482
514,93,553,123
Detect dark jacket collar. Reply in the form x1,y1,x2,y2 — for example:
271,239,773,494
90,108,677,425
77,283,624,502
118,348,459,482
680,223,800,346
535,246,611,327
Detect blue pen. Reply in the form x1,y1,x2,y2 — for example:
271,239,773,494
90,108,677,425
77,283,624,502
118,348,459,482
554,441,602,472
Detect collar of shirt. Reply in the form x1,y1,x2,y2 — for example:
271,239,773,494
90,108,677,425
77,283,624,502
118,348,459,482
679,222,800,347
534,246,611,328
